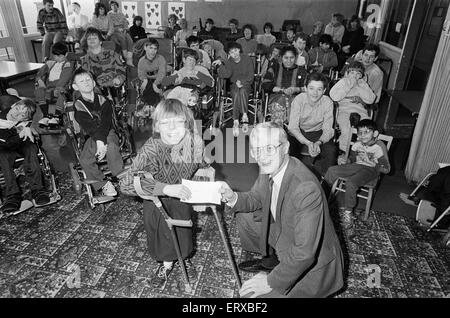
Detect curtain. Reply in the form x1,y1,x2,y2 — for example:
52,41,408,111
405,15,450,182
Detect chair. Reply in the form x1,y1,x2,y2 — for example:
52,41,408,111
329,129,393,221
408,164,450,232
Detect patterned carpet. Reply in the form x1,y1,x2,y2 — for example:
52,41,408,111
0,172,449,298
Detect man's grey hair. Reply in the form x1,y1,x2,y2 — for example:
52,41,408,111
250,122,288,145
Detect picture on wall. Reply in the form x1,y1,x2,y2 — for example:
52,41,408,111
168,2,186,20
145,2,162,28
121,1,138,26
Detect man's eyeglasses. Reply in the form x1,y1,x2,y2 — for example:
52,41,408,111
251,143,283,157
159,118,186,128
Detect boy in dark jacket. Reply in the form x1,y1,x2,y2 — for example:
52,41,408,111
0,96,50,213
71,68,124,197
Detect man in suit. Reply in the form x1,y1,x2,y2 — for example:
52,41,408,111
219,122,344,298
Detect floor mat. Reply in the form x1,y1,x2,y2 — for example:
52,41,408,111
0,173,448,298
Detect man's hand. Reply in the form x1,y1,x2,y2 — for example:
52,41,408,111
18,126,34,143
307,141,320,157
212,59,222,67
162,184,192,200
217,181,236,203
337,155,347,165
239,272,273,298
95,140,107,161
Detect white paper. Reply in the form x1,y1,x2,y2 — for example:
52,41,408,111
0,119,17,129
181,179,221,205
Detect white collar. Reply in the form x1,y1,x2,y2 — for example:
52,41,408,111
270,158,289,187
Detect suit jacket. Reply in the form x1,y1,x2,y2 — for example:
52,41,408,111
231,156,344,297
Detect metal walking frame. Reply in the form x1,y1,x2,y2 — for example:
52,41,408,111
132,169,242,293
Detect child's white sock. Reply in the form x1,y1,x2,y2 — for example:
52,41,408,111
163,261,173,269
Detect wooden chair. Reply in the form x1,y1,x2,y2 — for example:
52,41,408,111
329,129,393,221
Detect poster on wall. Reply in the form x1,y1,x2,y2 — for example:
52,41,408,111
145,2,162,28
121,1,138,26
168,2,186,20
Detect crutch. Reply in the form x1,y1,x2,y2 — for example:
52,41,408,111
133,171,193,293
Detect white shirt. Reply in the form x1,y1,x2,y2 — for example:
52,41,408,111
269,159,289,221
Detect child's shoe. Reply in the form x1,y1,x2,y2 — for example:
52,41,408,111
48,117,60,129
101,181,117,197
232,120,240,137
38,117,50,128
241,113,249,133
151,263,173,289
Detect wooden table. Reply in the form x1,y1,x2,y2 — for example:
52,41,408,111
0,61,43,95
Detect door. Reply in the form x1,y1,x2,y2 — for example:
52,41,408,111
405,0,449,90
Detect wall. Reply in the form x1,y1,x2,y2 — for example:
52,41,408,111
114,0,358,34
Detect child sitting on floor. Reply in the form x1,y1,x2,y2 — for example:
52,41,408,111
324,119,390,222
118,98,209,289
35,42,74,128
71,68,124,197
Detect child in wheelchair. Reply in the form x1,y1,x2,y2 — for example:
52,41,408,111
71,68,124,197
118,98,209,289
213,42,254,137
35,42,75,129
136,38,167,118
0,97,51,214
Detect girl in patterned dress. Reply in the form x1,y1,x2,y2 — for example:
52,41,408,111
119,98,208,289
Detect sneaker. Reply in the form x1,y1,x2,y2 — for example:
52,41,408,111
150,263,173,289
241,113,249,133
232,120,240,137
32,189,50,206
101,181,117,197
183,259,198,281
38,117,50,127
1,194,22,214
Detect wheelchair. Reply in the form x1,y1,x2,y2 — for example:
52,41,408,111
0,137,61,218
63,96,134,212
214,54,266,131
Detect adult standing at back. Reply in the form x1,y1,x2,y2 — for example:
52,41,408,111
37,0,68,62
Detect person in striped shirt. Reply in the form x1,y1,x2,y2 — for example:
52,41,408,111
36,0,68,62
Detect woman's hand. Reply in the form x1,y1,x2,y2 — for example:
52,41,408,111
163,184,192,200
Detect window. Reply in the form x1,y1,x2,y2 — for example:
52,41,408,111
381,0,415,48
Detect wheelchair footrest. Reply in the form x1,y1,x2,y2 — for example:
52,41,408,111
93,196,116,205
33,193,61,208
0,200,34,218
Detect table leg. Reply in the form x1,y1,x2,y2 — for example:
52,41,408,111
32,41,38,63
0,79,8,95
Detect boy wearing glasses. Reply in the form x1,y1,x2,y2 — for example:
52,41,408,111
218,122,344,298
324,119,390,221
71,68,124,197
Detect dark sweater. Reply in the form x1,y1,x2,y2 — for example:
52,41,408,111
341,27,366,55
217,54,254,88
129,25,147,42
74,94,113,144
262,62,307,92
